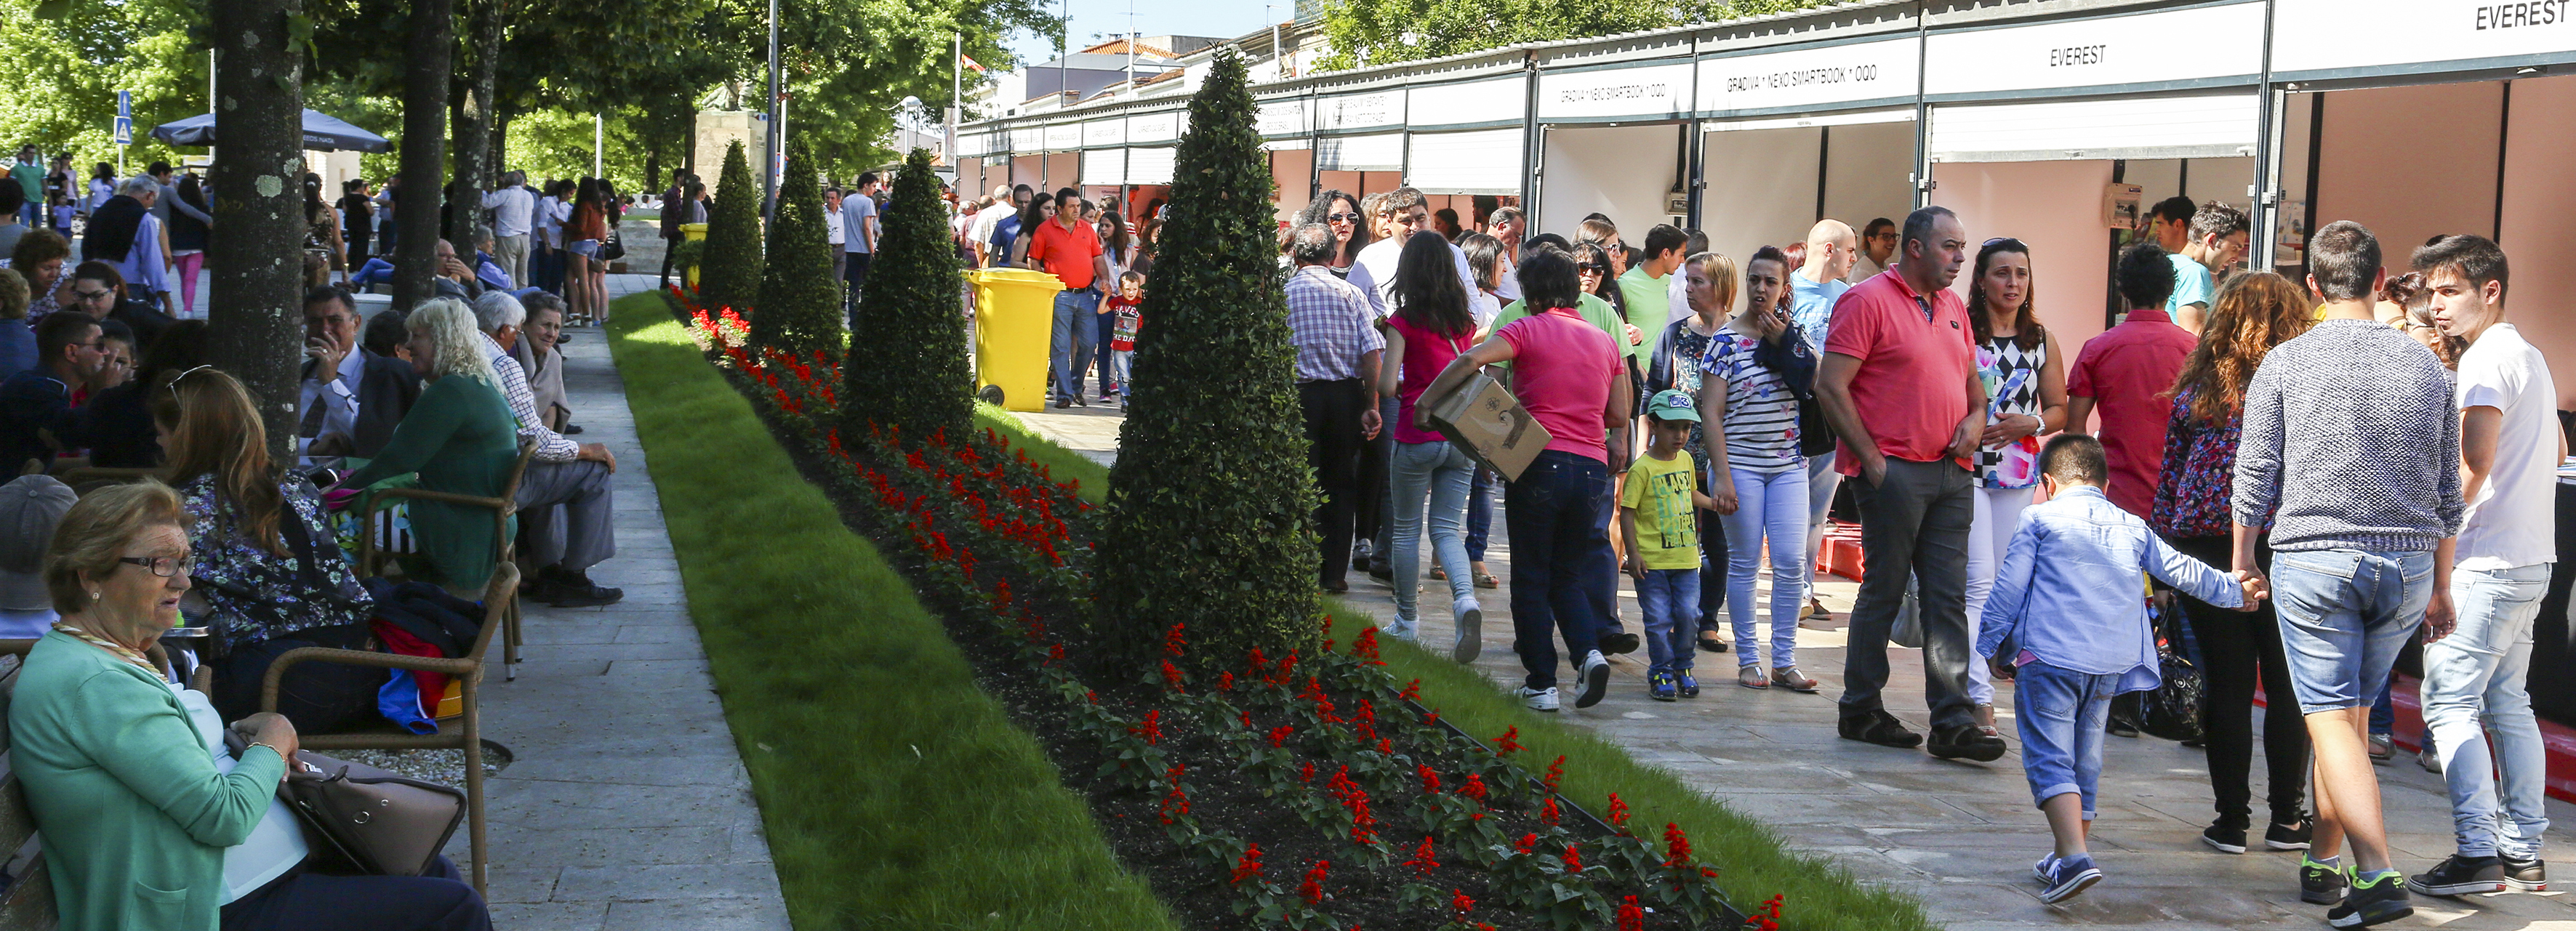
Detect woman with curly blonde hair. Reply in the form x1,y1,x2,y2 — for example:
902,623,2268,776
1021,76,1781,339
2151,270,2317,853
337,299,517,595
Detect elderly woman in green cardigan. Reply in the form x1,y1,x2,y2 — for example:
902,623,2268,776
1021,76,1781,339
9,480,491,930
340,299,521,596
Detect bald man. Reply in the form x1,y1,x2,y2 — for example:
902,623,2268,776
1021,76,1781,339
1791,219,1858,624
1790,219,1857,343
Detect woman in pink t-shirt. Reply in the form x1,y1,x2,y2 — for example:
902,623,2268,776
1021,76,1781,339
1412,246,1630,712
1375,232,1485,653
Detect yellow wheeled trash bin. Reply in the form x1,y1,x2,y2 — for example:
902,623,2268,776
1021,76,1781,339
680,222,709,290
969,267,1065,412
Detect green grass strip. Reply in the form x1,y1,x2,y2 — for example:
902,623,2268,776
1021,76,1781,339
979,397,1938,931
606,294,1179,931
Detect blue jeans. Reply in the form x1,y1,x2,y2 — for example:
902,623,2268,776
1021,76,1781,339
1504,450,1615,690
2369,675,2395,736
1389,440,1477,635
1804,451,1842,568
2271,548,2435,714
1465,467,1493,562
1723,466,1808,670
2423,563,2553,858
2015,660,2119,821
1108,350,1133,394
1049,289,1101,399
1637,568,1699,674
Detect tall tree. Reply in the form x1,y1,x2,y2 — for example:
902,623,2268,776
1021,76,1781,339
840,148,970,443
391,0,453,311
696,140,762,313
206,0,307,455
446,0,505,252
749,135,840,354
1093,49,1320,672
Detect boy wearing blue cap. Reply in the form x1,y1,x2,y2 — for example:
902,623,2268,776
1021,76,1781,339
1621,389,1718,700
1980,434,2264,902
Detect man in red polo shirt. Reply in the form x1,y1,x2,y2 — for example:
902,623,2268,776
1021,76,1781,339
1026,185,1113,408
2066,241,2196,520
1815,205,2002,762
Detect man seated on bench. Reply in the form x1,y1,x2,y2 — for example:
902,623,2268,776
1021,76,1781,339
298,285,421,460
470,291,620,607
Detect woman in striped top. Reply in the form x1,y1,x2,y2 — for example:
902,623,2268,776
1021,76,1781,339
1698,247,1818,692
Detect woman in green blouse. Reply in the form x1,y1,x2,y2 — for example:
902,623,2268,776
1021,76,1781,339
340,299,519,595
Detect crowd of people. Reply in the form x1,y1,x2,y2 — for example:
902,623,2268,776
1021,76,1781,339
944,182,1157,408
1271,185,2553,926
0,143,699,930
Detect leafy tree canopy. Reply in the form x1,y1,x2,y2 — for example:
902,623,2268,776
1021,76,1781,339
1317,0,1829,70
0,0,210,171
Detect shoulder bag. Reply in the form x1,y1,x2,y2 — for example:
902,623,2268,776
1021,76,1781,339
225,730,467,876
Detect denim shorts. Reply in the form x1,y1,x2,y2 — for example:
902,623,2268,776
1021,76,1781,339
568,238,601,258
2271,547,2434,714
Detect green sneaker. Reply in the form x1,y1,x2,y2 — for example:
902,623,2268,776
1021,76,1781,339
2327,869,2412,927
2300,855,2347,905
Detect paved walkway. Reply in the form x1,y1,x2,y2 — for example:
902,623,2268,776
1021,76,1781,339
1330,501,2576,929
465,273,790,929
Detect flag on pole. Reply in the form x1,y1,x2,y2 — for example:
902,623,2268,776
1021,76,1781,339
958,53,986,73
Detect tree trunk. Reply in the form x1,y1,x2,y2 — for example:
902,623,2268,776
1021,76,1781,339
393,0,453,312
206,0,307,456
449,0,502,254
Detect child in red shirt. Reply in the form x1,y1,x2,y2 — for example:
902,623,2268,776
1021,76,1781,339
1106,271,1142,404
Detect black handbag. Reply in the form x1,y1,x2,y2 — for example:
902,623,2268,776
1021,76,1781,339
2140,602,2206,742
225,731,468,876
599,228,626,262
1753,322,1838,458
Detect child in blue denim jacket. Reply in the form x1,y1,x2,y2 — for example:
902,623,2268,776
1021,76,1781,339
1978,434,2263,902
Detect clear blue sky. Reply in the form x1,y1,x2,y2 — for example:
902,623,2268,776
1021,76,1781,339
1000,0,1281,68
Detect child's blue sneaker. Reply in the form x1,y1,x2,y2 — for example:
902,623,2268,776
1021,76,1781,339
2034,854,2057,884
2038,854,2101,903
1674,671,1699,698
1648,670,1678,701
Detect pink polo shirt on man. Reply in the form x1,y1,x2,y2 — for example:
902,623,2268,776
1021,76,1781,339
1821,268,1975,475
2066,306,2196,517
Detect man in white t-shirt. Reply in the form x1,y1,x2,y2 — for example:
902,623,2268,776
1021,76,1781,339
824,187,847,292
1344,187,1478,318
2411,233,2562,898
479,171,537,289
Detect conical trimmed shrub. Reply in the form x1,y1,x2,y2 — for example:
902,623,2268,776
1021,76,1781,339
697,140,763,315
1094,49,1320,673
840,149,972,443
751,135,844,354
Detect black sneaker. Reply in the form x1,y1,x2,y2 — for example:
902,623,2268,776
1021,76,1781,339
548,570,625,608
2407,854,2506,897
2265,818,2314,851
2501,854,2546,892
2201,821,2249,855
2301,856,2348,905
2106,715,2141,738
1926,723,2006,762
1597,631,1640,656
2328,870,2412,927
1839,709,1923,749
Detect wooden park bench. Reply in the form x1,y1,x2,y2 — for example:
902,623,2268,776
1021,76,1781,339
262,562,516,895
354,440,539,682
0,640,200,930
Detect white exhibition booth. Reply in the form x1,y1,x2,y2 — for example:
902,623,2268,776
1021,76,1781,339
960,0,2576,390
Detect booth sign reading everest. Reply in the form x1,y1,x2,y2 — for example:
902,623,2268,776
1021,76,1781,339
2272,0,2576,80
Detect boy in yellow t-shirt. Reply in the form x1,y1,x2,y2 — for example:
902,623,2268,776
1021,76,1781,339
1621,390,1718,701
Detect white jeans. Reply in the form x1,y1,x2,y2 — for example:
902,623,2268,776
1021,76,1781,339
1960,483,2036,706
2423,563,2553,859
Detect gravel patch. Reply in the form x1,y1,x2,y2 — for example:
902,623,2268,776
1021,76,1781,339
329,744,512,786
